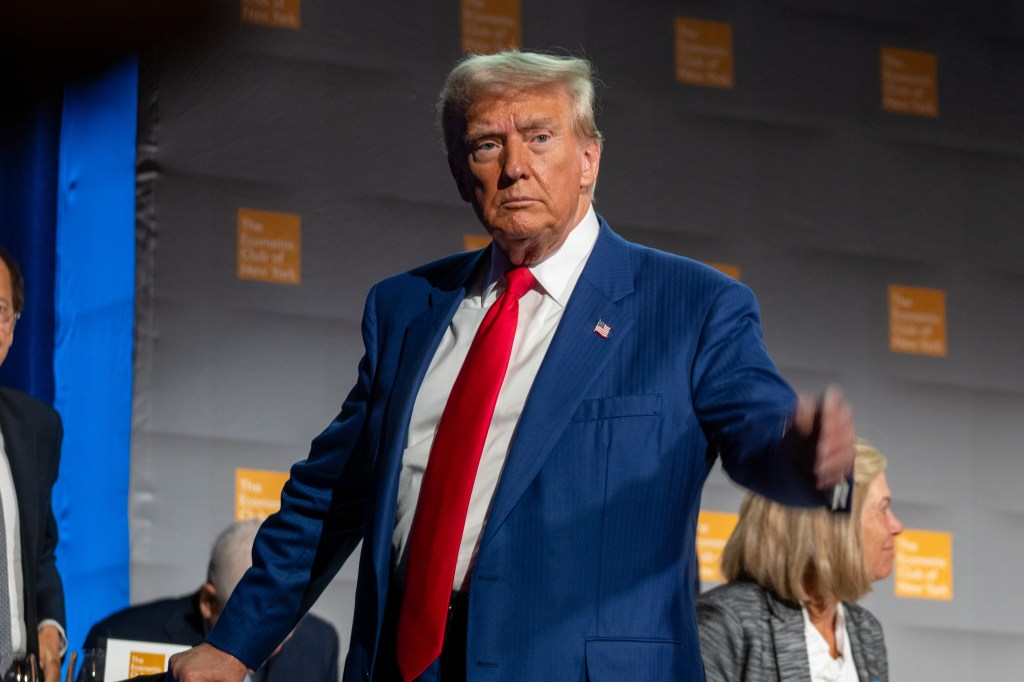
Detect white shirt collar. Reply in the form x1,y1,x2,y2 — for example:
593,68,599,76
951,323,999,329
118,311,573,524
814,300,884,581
486,205,600,308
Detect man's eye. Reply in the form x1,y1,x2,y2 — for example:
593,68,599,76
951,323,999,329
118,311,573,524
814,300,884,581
534,134,551,143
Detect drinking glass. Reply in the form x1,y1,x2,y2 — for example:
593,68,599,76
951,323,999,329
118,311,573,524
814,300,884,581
3,653,37,682
74,648,103,682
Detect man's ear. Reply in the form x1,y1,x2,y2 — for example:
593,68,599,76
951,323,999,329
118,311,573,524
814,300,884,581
580,138,602,190
198,582,220,622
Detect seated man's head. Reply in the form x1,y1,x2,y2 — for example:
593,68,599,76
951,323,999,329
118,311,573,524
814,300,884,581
199,520,261,627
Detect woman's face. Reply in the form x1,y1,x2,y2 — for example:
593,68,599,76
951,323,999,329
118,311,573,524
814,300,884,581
860,473,904,581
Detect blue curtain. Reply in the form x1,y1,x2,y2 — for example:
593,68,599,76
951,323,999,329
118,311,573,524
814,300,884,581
52,57,137,653
0,96,60,400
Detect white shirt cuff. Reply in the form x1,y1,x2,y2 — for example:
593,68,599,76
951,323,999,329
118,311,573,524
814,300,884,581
37,619,68,656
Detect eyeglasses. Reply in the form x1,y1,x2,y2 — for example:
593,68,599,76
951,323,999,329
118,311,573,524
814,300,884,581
0,302,20,326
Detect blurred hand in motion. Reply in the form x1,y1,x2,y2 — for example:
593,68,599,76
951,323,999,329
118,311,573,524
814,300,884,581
793,385,856,490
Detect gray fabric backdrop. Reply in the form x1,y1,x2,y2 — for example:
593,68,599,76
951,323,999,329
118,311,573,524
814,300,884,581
131,1,1024,678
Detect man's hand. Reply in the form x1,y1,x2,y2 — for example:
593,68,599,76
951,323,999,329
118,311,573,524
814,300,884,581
167,643,249,682
37,624,62,682
793,385,856,490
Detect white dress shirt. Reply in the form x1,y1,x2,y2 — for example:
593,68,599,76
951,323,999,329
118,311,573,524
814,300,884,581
803,603,859,682
392,207,600,591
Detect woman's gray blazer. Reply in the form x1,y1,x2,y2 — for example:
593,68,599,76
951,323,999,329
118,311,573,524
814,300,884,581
697,580,889,682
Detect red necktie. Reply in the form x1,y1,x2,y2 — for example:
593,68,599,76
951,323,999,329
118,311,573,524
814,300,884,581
396,266,536,681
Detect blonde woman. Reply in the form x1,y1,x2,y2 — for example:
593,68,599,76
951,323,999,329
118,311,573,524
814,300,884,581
698,441,903,682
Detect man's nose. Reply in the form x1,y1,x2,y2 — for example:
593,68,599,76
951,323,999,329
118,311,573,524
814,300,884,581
501,140,529,181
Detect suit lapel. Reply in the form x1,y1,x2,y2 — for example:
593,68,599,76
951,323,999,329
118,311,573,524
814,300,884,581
766,591,812,682
845,606,876,682
0,390,38,557
366,252,486,597
480,220,635,548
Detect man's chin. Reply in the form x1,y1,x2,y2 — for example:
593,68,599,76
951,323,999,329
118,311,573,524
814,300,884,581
487,228,537,254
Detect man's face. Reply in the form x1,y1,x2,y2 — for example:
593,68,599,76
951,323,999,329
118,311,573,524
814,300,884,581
452,87,601,266
860,473,904,581
0,260,15,367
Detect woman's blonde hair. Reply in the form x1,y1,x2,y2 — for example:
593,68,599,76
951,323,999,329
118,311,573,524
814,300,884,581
719,440,887,604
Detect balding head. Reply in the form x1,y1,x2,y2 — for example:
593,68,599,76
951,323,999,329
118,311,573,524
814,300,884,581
199,520,262,626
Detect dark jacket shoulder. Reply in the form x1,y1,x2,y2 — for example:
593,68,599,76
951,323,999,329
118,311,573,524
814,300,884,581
0,385,61,432
698,578,781,613
83,592,205,649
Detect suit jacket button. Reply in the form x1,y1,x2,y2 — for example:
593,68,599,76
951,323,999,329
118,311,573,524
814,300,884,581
362,669,369,681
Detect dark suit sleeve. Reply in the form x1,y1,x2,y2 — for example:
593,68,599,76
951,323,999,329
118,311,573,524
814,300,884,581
691,280,824,507
35,407,66,628
206,285,383,669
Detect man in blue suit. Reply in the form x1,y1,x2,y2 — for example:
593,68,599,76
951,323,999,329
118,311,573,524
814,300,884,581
170,50,856,682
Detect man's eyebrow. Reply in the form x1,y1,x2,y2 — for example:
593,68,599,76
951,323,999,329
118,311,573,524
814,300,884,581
464,125,500,141
518,115,557,128
514,116,565,135
466,116,561,137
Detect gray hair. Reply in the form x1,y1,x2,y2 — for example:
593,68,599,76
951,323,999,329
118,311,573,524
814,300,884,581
437,50,604,159
206,519,261,601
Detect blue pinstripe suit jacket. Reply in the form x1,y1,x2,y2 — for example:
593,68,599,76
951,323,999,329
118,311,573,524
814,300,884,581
207,216,827,681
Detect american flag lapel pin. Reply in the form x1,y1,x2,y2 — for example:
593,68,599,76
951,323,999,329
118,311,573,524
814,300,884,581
593,319,611,338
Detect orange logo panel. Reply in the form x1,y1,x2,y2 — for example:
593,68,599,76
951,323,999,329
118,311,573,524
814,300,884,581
888,285,947,357
675,18,734,89
236,468,289,521
708,262,741,280
895,529,953,601
241,0,300,29
128,652,167,677
697,510,739,584
463,234,492,251
881,47,938,117
237,208,301,285
462,0,521,54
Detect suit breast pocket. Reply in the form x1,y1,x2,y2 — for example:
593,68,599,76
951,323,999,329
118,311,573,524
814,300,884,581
570,394,663,422
561,395,665,487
